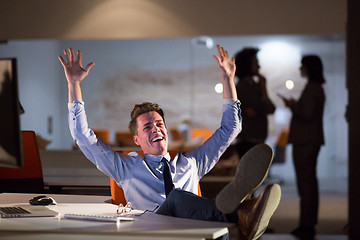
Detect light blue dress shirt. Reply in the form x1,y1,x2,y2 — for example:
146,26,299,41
68,99,241,210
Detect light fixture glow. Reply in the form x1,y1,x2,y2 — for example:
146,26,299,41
285,80,295,90
258,41,301,67
214,83,223,93
191,36,214,49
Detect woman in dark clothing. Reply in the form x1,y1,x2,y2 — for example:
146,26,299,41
283,55,326,238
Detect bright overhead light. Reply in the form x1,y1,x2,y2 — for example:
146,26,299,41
191,36,214,49
285,80,295,90
214,83,223,94
258,41,301,66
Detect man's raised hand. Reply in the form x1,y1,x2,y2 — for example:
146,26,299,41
58,48,95,85
213,44,236,80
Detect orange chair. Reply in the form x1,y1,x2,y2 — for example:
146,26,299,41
0,131,44,193
168,127,182,141
190,128,213,143
110,149,201,205
114,131,137,147
93,128,110,144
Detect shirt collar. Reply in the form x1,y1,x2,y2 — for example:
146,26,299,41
144,152,171,163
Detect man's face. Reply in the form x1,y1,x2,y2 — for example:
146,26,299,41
133,111,168,156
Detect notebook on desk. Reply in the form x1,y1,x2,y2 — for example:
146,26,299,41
63,207,145,222
0,205,58,218
64,213,135,222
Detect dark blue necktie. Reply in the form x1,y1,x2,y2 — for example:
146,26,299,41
161,157,174,197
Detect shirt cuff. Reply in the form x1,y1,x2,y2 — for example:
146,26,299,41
223,99,240,105
68,100,85,108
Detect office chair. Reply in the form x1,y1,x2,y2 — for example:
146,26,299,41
0,131,44,193
110,150,201,205
267,128,288,185
114,131,137,147
92,128,110,144
190,128,212,143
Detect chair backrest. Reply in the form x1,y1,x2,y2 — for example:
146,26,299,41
110,149,201,205
93,128,110,144
115,131,137,147
0,131,44,193
276,128,289,147
273,128,289,164
190,128,212,143
168,127,182,141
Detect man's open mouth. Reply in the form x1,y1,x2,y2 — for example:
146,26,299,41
152,137,164,142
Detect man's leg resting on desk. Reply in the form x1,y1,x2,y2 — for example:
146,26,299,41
157,144,282,240
156,188,238,222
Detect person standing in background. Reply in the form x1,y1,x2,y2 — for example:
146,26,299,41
234,48,276,159
282,55,325,238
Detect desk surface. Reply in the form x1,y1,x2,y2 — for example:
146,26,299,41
0,193,231,240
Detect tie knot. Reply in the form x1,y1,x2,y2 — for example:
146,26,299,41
161,157,169,167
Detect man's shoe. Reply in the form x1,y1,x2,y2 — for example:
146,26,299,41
216,143,273,213
237,184,281,240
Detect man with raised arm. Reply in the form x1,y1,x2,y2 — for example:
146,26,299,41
59,45,281,240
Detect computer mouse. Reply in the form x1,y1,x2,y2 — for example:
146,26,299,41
29,195,57,206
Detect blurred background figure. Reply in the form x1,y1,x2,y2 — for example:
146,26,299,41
282,55,326,238
234,48,276,159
